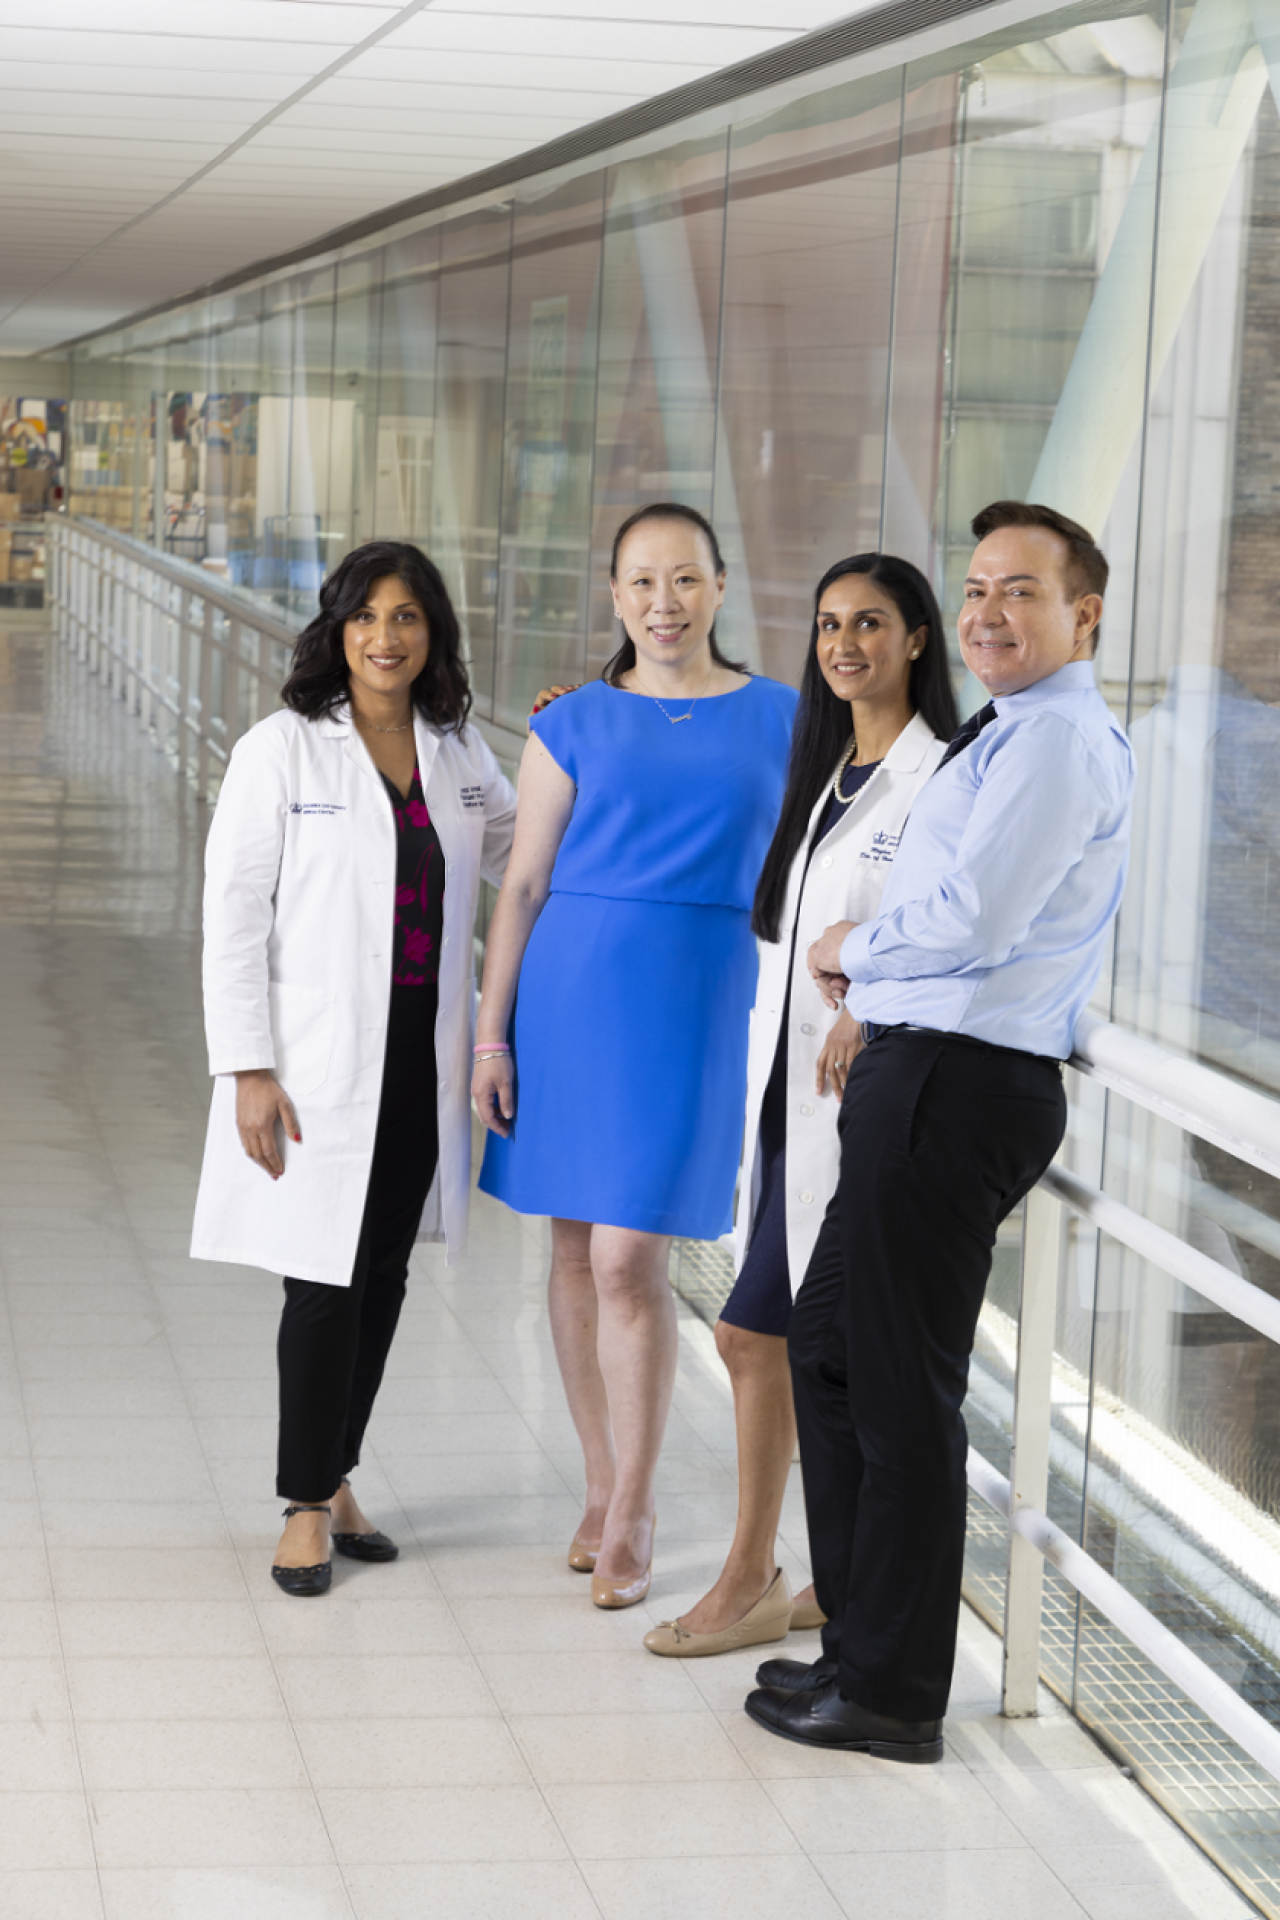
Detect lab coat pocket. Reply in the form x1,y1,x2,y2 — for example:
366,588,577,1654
268,981,335,1096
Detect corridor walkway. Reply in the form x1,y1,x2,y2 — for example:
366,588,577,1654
0,610,1255,1918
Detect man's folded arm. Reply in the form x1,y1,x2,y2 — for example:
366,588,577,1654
841,714,1121,985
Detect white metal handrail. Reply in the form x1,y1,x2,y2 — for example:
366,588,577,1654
1072,1010,1280,1180
48,514,295,801
1042,1162,1280,1345
987,1010,1280,1798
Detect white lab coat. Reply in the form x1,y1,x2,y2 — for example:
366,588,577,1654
190,704,516,1285
733,711,947,1294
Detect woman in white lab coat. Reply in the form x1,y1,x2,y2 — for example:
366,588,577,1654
644,553,959,1657
191,541,516,1595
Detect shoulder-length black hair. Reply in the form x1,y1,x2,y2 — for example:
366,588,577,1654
602,501,746,686
751,552,960,943
281,539,472,732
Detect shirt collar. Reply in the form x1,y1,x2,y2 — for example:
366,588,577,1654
993,658,1097,718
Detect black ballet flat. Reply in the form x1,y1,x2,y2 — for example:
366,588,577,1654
331,1479,398,1562
271,1502,332,1597
332,1528,398,1563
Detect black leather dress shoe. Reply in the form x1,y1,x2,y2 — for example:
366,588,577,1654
745,1677,943,1763
754,1655,837,1693
332,1528,398,1563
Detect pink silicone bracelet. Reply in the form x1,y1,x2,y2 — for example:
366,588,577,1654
474,1043,510,1055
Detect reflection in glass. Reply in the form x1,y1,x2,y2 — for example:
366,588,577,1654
495,173,604,729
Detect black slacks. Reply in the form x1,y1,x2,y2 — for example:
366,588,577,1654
276,987,439,1502
789,1028,1066,1720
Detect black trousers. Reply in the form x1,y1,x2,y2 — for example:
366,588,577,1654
276,987,439,1502
789,1029,1066,1720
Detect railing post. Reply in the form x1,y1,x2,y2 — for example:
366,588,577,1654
197,597,214,801
1002,1181,1065,1717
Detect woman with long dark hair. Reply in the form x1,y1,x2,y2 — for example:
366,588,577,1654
472,503,798,1611
643,552,959,1657
191,541,516,1595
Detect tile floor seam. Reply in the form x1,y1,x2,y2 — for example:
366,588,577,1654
0,1267,108,1915
383,1261,618,1913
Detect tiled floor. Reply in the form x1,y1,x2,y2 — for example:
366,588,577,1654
0,611,1258,1919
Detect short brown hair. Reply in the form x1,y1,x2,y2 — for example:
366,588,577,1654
970,500,1109,602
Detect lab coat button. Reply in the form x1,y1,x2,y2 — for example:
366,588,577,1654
799,1190,815,1204
820,854,833,868
800,1103,814,1117
801,1022,815,1036
443,935,451,946
440,1079,449,1092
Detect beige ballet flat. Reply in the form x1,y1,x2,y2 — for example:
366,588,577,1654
644,1568,793,1658
591,1519,655,1610
789,1592,828,1633
568,1536,599,1573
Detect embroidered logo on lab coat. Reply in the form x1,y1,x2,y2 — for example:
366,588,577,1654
460,785,485,810
862,828,901,864
288,802,347,817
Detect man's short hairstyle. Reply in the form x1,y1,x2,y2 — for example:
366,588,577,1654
970,500,1109,603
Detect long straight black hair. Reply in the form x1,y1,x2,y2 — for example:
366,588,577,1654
603,501,746,685
751,553,960,943
281,540,472,731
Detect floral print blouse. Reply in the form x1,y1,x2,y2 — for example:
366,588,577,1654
380,766,445,987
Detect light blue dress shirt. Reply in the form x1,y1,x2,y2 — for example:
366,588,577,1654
839,660,1135,1059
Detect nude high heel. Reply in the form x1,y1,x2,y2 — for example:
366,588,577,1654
568,1536,599,1573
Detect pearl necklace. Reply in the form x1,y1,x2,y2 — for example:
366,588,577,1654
830,736,861,805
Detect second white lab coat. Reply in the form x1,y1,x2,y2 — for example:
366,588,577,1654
733,711,947,1293
190,703,516,1285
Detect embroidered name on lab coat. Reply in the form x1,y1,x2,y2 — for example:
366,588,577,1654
288,802,347,817
460,785,485,810
861,828,901,864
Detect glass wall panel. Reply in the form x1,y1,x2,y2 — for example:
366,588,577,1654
715,73,903,681
433,205,512,714
894,13,1163,690
203,288,263,587
495,172,604,730
588,137,730,670
330,254,382,564
373,226,439,545
1080,0,1280,1889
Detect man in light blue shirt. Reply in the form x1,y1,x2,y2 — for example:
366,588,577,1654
746,501,1134,1763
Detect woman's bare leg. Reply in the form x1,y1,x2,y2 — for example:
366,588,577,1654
589,1225,677,1582
676,1321,800,1632
548,1216,615,1545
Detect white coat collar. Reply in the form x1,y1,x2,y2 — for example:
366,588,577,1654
314,701,443,788
802,708,941,839
882,708,942,772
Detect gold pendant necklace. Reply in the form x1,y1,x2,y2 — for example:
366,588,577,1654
631,660,715,724
354,710,413,735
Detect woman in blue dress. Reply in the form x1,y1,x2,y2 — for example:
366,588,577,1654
473,503,796,1610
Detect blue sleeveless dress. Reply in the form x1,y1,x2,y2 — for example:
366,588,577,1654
479,675,798,1237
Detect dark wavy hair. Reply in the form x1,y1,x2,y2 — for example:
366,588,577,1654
281,540,472,731
751,553,960,943
603,502,746,686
